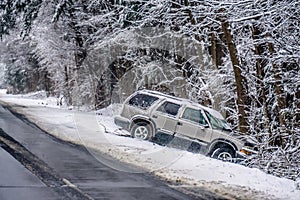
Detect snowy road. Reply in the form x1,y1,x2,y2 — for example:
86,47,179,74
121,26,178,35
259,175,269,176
0,103,223,200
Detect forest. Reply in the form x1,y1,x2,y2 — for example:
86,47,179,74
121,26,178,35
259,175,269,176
0,0,299,181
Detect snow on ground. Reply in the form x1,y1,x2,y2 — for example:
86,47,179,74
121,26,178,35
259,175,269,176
0,89,299,200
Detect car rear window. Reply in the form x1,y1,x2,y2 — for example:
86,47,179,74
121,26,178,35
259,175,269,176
128,93,159,109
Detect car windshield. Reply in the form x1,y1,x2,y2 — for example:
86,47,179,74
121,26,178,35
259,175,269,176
205,111,231,131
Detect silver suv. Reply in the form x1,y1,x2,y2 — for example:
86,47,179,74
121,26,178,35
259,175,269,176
114,90,257,161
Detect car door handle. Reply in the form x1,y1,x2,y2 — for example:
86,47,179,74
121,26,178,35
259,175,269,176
177,122,182,126
152,115,158,118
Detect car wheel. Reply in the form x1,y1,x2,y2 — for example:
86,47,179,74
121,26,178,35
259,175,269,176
211,147,234,162
131,122,152,140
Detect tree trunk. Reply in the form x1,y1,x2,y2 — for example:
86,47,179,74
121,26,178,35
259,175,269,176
267,33,287,147
210,32,217,67
209,30,227,112
296,90,300,130
210,30,225,69
251,26,271,139
183,0,205,69
222,21,249,135
64,65,72,105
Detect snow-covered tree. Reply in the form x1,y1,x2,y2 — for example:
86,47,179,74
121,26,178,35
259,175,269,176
0,63,6,88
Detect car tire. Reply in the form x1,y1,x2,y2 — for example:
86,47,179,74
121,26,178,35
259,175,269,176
211,147,235,162
131,122,153,140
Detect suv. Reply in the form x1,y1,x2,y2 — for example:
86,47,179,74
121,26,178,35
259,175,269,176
114,90,257,161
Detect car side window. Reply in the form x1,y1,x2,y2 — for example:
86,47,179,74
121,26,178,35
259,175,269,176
156,101,181,116
182,108,208,126
128,94,159,109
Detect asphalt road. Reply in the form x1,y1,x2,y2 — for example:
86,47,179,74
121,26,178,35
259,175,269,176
0,147,61,200
0,103,225,200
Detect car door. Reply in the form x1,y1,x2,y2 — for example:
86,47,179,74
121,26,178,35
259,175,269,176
175,107,212,143
151,101,181,135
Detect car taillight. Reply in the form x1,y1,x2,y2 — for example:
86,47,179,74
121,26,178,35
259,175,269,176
240,149,253,155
